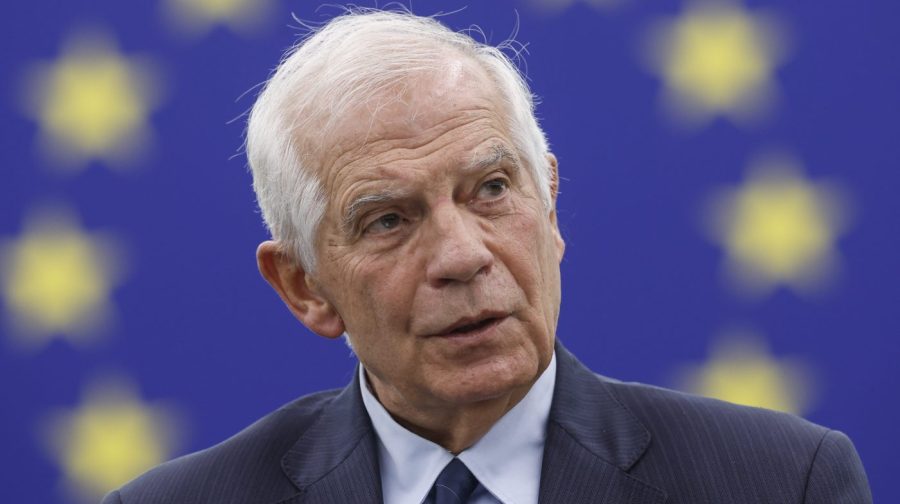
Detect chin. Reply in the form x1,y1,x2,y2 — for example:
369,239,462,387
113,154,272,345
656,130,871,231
432,352,539,404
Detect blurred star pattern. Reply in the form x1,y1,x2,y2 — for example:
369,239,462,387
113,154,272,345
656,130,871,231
20,30,161,169
642,1,786,126
162,0,273,36
704,153,849,297
1,1,897,502
42,377,181,502
676,329,814,415
1,206,125,348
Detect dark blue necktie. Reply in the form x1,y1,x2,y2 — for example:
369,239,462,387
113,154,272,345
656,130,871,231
426,458,480,504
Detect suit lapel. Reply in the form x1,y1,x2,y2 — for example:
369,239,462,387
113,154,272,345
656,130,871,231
279,368,382,504
275,345,665,504
539,344,667,504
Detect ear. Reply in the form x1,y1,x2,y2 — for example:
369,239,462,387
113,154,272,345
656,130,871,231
545,152,566,262
256,241,345,339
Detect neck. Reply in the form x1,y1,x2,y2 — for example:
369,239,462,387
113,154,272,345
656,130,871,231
365,371,535,454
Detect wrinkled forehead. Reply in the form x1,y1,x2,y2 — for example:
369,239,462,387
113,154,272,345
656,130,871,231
309,55,510,177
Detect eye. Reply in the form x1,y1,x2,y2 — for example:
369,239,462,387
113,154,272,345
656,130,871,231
363,213,403,235
477,178,509,200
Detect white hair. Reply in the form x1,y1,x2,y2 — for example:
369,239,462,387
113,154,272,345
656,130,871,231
246,8,551,272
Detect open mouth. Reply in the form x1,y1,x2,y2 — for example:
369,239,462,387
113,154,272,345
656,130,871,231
448,317,500,335
435,314,506,338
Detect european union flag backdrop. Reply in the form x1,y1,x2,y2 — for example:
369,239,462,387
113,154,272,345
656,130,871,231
2,0,898,501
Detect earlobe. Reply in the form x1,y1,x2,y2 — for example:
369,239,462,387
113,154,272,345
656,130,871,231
546,152,560,205
545,152,566,262
553,228,566,263
256,241,345,339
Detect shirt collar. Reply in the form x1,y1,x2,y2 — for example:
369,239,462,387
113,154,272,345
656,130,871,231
359,352,557,504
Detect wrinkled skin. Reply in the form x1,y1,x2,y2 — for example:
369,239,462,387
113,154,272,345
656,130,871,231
258,57,565,451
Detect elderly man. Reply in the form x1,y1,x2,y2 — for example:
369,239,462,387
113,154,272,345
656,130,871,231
103,9,871,504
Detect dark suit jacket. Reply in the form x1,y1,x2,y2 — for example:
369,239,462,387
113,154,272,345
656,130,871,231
103,344,871,503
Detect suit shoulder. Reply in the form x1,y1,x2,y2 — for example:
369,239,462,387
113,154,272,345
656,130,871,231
593,376,870,502
601,377,832,489
602,376,829,446
112,387,341,503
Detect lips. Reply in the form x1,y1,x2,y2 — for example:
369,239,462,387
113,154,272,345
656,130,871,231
427,311,509,337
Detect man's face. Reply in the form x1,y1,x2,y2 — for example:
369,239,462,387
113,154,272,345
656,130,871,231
309,58,564,409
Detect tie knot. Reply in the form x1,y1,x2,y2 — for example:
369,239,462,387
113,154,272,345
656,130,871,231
429,458,479,504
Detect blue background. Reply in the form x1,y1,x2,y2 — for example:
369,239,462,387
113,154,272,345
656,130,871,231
1,0,898,502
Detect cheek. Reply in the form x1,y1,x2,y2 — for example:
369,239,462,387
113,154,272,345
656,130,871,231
490,208,550,280
335,254,418,337
492,209,562,323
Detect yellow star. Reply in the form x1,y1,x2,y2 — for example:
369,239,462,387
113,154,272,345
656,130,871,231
0,206,125,348
643,1,787,126
705,154,849,296
22,30,160,170
162,0,273,36
43,378,182,502
677,330,814,415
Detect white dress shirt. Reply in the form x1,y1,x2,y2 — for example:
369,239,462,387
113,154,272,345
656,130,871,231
359,352,557,504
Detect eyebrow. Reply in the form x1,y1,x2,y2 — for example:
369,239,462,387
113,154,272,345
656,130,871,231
463,144,518,174
341,190,407,235
340,145,519,234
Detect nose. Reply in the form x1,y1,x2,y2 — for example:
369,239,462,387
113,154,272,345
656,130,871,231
424,204,494,286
